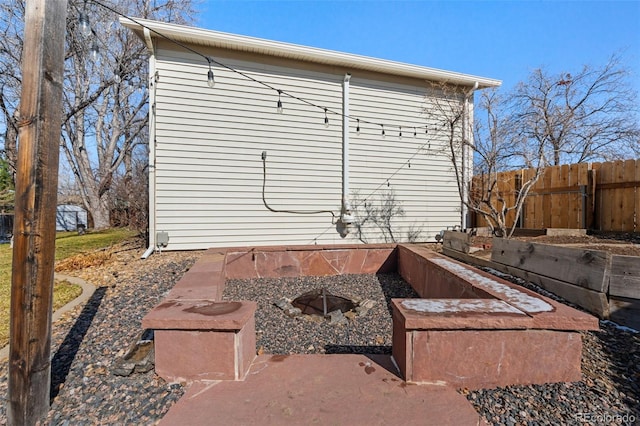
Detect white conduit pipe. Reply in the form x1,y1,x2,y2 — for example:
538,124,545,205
142,27,157,259
341,73,354,226
461,81,479,230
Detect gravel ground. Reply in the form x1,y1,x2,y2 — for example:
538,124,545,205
0,240,638,425
0,244,202,425
223,273,419,355
466,268,640,426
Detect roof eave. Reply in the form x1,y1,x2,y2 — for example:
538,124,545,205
120,17,501,89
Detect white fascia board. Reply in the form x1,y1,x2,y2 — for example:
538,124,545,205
119,17,501,89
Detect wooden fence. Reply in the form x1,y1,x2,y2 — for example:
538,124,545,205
472,159,640,232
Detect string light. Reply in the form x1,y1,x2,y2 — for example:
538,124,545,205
89,40,99,61
79,0,91,36
87,0,442,247
206,57,215,88
87,0,437,138
276,90,283,114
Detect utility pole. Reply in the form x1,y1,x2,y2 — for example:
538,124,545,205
8,0,67,424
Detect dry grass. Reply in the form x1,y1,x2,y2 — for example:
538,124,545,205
54,249,114,272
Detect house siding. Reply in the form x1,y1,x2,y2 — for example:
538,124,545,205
152,44,465,250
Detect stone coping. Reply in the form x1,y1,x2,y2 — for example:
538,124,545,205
143,300,257,331
396,245,599,332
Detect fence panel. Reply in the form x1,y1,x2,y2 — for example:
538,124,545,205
471,159,640,233
621,159,637,232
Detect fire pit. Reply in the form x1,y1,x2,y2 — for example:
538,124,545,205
143,243,598,389
292,288,357,316
273,286,378,325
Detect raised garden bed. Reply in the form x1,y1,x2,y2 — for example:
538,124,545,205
443,230,640,330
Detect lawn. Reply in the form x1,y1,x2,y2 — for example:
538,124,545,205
0,228,137,348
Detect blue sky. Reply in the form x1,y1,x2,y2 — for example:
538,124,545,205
197,0,640,93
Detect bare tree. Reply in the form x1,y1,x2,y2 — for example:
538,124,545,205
60,0,195,229
0,1,24,177
426,83,545,238
429,53,640,237
470,89,545,237
510,54,640,166
0,0,196,229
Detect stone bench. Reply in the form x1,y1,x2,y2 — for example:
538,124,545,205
393,245,599,389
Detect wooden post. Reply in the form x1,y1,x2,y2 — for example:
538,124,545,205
8,0,67,424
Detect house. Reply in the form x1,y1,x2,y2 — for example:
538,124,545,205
121,18,501,252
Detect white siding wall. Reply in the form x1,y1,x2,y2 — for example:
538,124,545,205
152,46,463,250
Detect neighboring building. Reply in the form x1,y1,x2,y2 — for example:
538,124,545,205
122,19,501,252
56,204,88,232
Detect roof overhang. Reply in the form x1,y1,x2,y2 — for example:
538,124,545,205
120,17,501,89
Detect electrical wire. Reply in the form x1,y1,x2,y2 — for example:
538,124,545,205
261,152,336,220
87,0,449,240
88,0,431,135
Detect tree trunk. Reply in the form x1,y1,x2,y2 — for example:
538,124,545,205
87,193,111,229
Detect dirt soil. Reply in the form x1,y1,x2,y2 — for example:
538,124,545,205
468,232,640,258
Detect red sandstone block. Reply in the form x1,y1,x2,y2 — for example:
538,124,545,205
391,308,410,379
342,249,369,274
297,251,340,276
142,300,257,331
165,271,225,301
360,248,397,273
406,329,583,389
254,251,301,277
317,249,352,274
529,300,599,331
236,315,256,380
187,252,225,273
224,251,259,279
154,327,255,382
392,298,532,330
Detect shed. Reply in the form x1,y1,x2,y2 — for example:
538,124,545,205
122,19,501,252
56,204,88,232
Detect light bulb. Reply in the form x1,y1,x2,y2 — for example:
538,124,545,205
381,124,385,137
207,69,215,88
356,119,360,135
277,90,283,114
399,126,402,139
79,12,91,37
89,40,99,61
324,108,329,127
414,127,417,137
